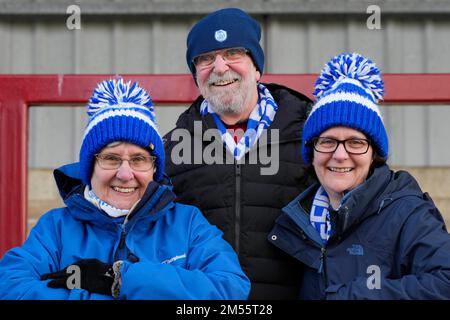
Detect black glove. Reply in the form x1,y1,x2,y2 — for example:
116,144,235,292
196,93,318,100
41,259,114,296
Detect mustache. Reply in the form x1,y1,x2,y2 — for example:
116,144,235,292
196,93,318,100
207,71,242,85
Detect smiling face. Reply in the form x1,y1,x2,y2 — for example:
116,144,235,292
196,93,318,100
312,126,374,207
90,142,154,210
196,51,260,121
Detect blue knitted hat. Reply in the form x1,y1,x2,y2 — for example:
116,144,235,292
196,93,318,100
79,78,165,185
186,7,264,78
302,52,389,164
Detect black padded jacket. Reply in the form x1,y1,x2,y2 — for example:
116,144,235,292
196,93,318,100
164,83,314,299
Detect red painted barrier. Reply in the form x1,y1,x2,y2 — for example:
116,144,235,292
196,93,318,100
1,74,450,256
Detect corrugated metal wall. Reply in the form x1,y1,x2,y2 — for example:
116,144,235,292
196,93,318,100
1,4,450,168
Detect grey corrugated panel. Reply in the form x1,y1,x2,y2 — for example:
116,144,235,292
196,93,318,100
28,106,86,168
8,22,34,72
266,16,386,72
1,15,448,168
111,19,189,73
27,104,188,168
382,19,427,166
3,0,450,15
17,18,194,74
265,18,309,73
111,21,154,73
35,21,75,73
427,19,450,72
150,19,192,73
78,23,114,73
155,105,189,137
383,106,429,166
429,106,450,165
263,16,448,167
0,19,11,72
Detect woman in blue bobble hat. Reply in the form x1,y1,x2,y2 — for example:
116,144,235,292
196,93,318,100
0,78,250,300
268,52,450,300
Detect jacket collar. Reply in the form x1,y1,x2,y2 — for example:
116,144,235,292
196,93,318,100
53,162,175,225
284,164,426,239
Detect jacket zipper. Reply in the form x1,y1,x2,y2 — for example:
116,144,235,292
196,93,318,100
318,247,329,285
114,214,130,261
235,163,241,254
318,247,326,273
300,229,328,282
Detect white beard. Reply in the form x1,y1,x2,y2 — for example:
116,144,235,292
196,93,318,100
198,69,257,116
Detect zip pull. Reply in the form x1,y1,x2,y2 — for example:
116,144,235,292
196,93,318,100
318,247,326,274
118,211,131,249
340,205,350,231
119,218,127,245
113,222,127,262
378,197,393,214
118,229,126,249
235,163,241,176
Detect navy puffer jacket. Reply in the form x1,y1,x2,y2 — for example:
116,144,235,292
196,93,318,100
269,164,450,300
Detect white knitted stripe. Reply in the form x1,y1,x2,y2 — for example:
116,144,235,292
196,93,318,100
323,77,378,101
83,109,160,140
88,102,152,115
309,91,383,121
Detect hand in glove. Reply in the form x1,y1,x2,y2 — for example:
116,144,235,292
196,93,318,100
41,258,114,296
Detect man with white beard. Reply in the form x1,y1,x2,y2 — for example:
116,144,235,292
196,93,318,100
164,7,314,300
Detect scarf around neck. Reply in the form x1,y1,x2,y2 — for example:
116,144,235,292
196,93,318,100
310,186,332,244
84,186,139,218
200,83,278,160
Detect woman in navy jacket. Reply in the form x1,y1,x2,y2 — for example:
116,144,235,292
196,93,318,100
0,79,250,300
269,52,450,300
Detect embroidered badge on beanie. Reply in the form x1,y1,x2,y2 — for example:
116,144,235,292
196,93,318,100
302,52,389,164
214,29,227,42
79,78,165,185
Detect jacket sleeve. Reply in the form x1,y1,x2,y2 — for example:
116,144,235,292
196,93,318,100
0,210,112,300
327,203,450,300
118,208,250,300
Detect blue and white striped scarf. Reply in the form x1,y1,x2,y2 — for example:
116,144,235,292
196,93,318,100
84,186,140,218
310,186,332,244
200,83,278,160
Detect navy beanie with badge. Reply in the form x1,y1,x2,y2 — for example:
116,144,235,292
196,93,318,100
79,78,165,185
302,52,389,164
186,7,264,77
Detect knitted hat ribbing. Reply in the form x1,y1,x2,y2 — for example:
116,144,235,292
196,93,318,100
302,52,389,164
79,78,164,184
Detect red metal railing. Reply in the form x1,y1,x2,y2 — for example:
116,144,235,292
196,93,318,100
1,74,450,257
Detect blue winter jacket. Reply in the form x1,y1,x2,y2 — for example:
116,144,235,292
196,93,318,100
269,165,450,300
0,163,250,300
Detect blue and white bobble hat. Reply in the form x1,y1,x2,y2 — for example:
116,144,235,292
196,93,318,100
302,52,389,164
79,78,165,185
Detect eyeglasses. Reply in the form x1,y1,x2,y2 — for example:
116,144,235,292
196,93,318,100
95,153,156,171
312,137,371,155
193,47,249,69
